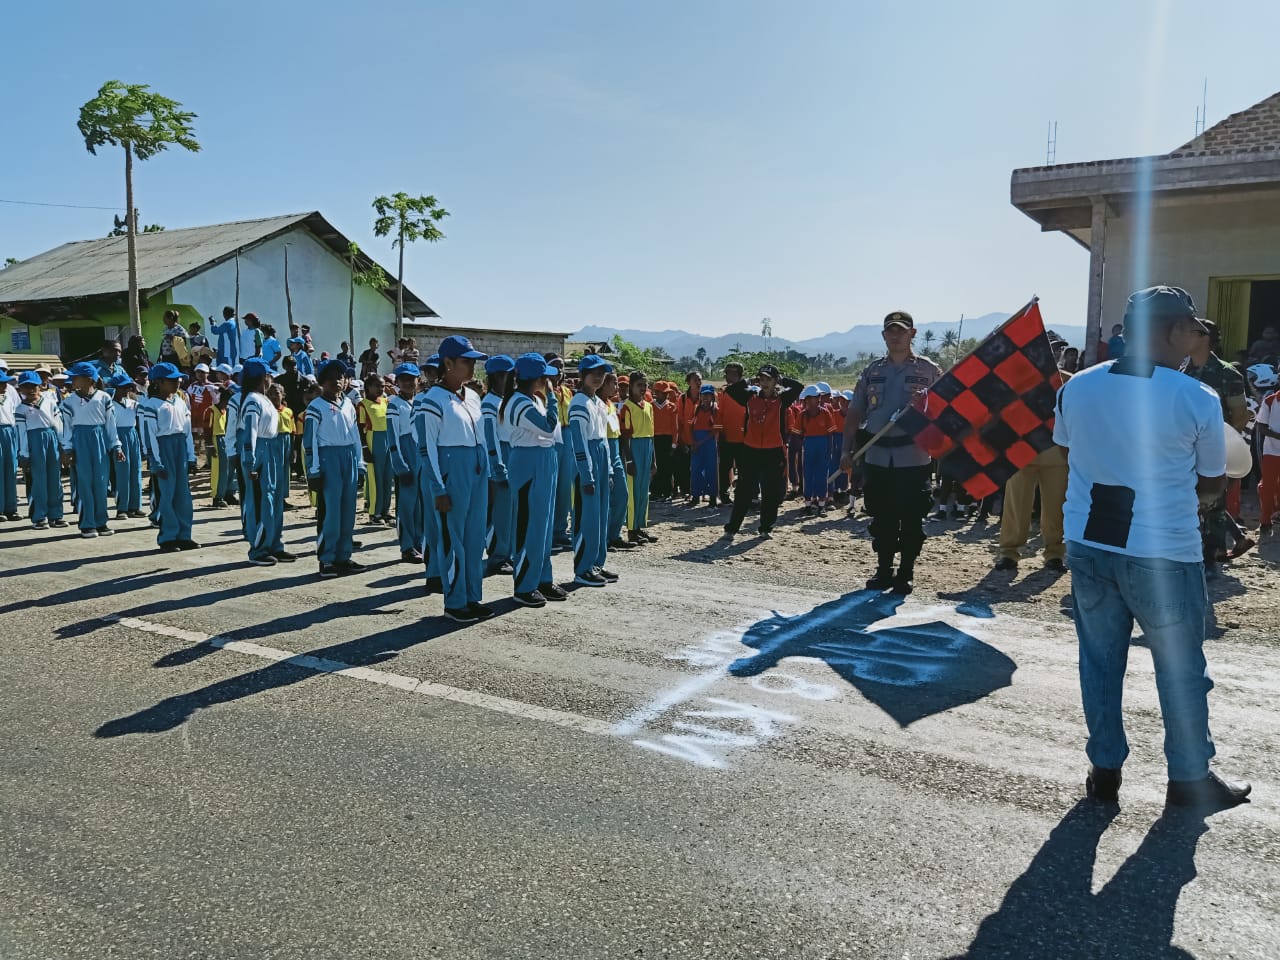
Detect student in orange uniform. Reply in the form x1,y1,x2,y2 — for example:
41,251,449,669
786,398,804,498
797,385,837,515
650,381,679,501
689,384,720,506
716,362,747,507
673,371,702,501
723,364,803,539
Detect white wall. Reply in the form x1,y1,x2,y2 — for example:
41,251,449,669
1102,191,1280,330
170,227,400,355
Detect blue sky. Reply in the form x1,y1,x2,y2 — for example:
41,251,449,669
5,0,1279,338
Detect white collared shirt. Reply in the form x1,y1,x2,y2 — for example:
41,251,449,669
112,396,138,428
304,393,362,475
15,392,63,457
140,394,196,465
506,393,556,449
59,390,120,451
418,384,483,488
0,387,16,428
568,392,608,442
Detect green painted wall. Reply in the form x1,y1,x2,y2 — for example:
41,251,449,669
0,293,204,360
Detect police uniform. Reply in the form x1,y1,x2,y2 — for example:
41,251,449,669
846,312,941,590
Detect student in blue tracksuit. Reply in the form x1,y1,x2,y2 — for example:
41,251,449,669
140,362,199,551
600,372,635,550
108,372,144,518
568,354,617,587
240,358,292,566
387,363,424,563
411,371,443,592
0,369,19,521
287,337,315,377
420,336,492,624
210,307,240,367
305,359,366,578
15,371,67,528
60,361,124,538
482,355,516,575
546,355,576,550
503,353,568,606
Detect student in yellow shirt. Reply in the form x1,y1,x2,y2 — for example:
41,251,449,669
620,370,658,544
209,390,234,508
269,384,296,510
356,376,392,524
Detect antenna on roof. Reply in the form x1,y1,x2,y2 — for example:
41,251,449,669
1045,121,1058,166
1194,78,1208,137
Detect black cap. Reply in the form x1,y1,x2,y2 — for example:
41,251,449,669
883,311,914,330
757,364,781,380
1123,285,1209,332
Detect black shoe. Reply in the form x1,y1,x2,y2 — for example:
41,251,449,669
609,538,638,550
1166,771,1251,811
249,555,279,567
49,519,68,528
597,568,619,583
401,550,424,564
159,542,182,553
574,571,607,587
757,527,773,539
553,536,572,549
891,570,914,595
272,550,297,562
994,557,1017,571
468,601,496,621
177,540,202,551
212,499,227,508
866,568,895,591
539,583,569,601
1086,765,1122,803
126,511,146,519
96,527,114,536
224,494,239,505
1045,558,1068,573
722,524,737,539
444,607,481,624
514,591,547,608
425,575,444,594
5,514,18,521
486,560,515,576
637,530,658,543
336,559,365,572
318,563,338,578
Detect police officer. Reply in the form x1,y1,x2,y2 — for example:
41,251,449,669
840,311,941,594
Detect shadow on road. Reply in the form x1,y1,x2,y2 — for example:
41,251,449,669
727,590,1016,726
956,800,1207,959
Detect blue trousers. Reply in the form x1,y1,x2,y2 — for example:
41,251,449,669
508,445,555,594
627,436,653,531
242,438,283,561
316,446,358,566
435,444,488,610
417,452,441,578
396,445,424,554
607,436,628,542
487,440,514,564
1068,542,1216,781
366,430,392,518
690,429,718,501
154,434,193,546
803,434,830,500
25,427,63,523
115,426,143,514
0,423,17,516
552,441,575,541
828,435,847,494
572,438,610,576
71,424,111,532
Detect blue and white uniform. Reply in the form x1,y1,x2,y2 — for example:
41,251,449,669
411,390,443,581
60,389,121,532
112,395,143,515
239,391,284,563
17,390,64,524
387,392,423,556
482,389,514,567
505,391,560,595
210,316,240,367
140,394,196,546
419,384,488,610
568,392,612,577
304,393,364,567
0,384,18,517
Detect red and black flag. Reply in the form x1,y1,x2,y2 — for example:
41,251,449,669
896,299,1063,499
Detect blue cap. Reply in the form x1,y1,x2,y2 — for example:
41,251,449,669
484,355,516,374
393,363,421,378
699,384,716,395
515,352,558,381
316,358,346,382
577,354,613,374
18,371,42,386
0,370,13,383
149,362,184,380
107,372,135,389
422,353,442,369
287,337,306,346
67,361,98,379
438,335,487,361
242,358,271,379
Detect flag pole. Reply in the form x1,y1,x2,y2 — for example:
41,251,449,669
827,403,912,484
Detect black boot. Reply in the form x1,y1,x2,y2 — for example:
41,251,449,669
866,556,895,591
892,561,915,595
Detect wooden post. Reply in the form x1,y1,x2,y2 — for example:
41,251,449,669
1084,196,1108,365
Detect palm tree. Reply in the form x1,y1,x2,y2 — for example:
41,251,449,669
923,330,936,353
78,81,200,337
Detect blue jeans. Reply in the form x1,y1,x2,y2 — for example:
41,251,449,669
1067,542,1216,781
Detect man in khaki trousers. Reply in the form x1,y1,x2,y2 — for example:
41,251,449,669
995,444,1069,572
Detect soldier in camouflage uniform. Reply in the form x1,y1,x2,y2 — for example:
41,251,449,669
840,311,942,594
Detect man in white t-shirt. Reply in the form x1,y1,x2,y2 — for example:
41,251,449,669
1253,380,1280,530
1055,285,1250,813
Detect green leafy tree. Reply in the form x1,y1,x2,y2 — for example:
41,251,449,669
695,347,708,366
372,192,449,340
923,330,936,352
78,80,200,336
107,214,163,237
609,334,669,378
3,257,18,268
345,241,390,352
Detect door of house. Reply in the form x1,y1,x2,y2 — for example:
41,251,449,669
1207,277,1254,359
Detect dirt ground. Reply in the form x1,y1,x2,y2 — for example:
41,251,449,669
640,489,1280,647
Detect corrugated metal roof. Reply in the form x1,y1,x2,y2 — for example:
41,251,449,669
0,211,437,317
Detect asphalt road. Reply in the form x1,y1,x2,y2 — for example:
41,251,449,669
1,500,1276,959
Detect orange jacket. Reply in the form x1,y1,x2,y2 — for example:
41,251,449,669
716,391,747,443
652,400,680,438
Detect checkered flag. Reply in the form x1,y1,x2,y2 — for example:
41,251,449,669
896,299,1063,499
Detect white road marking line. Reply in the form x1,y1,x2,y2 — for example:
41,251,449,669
105,615,614,738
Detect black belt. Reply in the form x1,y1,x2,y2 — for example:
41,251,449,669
872,435,914,448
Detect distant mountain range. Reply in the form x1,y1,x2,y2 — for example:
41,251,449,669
574,314,1086,361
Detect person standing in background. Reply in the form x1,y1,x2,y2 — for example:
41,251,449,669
716,362,747,507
